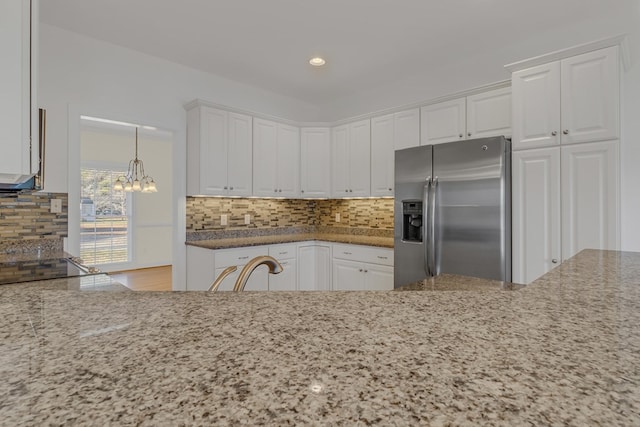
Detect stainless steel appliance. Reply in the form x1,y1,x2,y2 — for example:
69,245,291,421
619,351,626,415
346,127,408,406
394,136,511,287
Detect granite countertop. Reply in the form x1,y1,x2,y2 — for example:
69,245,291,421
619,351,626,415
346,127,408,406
1,249,639,425
186,232,394,250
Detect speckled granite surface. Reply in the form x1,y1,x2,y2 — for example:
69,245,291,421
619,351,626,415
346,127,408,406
1,249,639,425
397,273,526,291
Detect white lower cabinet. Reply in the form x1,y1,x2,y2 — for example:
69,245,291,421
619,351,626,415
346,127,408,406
187,242,393,292
512,140,619,284
298,243,332,291
332,243,394,291
268,244,297,291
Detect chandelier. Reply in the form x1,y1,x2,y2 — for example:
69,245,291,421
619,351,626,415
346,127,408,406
113,127,157,193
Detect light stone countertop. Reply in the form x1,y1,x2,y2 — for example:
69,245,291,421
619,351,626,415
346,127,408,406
1,249,639,425
186,232,394,249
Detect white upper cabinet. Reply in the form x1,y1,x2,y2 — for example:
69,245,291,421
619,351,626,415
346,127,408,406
300,128,331,198
512,62,561,150
421,98,466,145
421,88,511,146
560,47,619,145
371,108,419,197
466,87,512,139
370,114,395,197
186,104,252,196
332,119,371,197
0,0,38,180
561,140,619,261
512,147,561,284
512,46,619,150
394,108,420,150
253,118,300,197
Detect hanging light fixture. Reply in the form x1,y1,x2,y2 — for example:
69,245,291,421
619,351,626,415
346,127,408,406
113,127,157,193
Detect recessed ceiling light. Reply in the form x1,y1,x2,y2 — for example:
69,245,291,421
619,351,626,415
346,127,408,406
309,57,326,67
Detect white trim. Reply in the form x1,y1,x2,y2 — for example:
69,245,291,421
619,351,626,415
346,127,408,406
504,34,630,73
185,80,512,128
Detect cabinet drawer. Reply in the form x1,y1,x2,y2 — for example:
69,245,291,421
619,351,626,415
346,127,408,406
332,244,394,266
215,246,266,268
268,244,297,260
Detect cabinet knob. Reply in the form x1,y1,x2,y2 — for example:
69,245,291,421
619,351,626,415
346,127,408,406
563,130,569,135
224,186,228,190
388,188,392,191
230,186,234,190
364,270,368,273
468,132,472,137
359,269,363,272
552,259,558,264
459,134,463,138
301,190,305,193
551,131,557,136
274,189,278,192
279,189,282,193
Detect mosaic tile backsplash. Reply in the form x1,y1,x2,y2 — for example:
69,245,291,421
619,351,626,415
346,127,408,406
186,197,394,231
0,192,68,253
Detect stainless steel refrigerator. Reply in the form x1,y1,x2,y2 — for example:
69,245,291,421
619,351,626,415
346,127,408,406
394,136,511,287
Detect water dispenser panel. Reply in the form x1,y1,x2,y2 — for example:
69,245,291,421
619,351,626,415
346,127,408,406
402,200,423,243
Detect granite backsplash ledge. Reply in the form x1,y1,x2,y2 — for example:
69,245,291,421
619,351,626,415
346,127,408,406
186,197,394,233
0,192,68,253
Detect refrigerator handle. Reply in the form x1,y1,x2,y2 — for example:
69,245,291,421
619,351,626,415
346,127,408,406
430,176,438,277
423,177,432,277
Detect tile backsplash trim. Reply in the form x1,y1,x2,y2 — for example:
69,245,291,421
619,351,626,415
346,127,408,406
0,192,68,253
186,197,394,233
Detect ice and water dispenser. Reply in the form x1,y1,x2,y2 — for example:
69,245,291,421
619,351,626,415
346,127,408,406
402,200,423,243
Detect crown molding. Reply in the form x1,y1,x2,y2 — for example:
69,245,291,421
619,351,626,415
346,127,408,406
504,34,630,73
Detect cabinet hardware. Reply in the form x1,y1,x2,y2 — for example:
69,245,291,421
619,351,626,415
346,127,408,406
552,259,558,264
224,186,228,190
459,134,463,138
279,189,282,192
359,269,363,272
238,256,249,260
468,132,472,137
230,187,234,190
279,252,287,255
388,188,392,191
563,130,569,135
377,256,387,259
364,270,368,273
343,252,352,255
301,190,304,193
551,131,557,136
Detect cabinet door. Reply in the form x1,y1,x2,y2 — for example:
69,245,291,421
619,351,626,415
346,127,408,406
198,107,228,195
348,119,371,197
316,245,332,291
297,245,317,291
226,112,253,196
269,259,297,291
186,246,216,291
370,114,395,197
561,47,619,145
276,123,300,197
561,140,619,260
364,264,394,291
466,87,512,139
512,148,561,284
512,62,561,150
332,259,364,291
0,0,33,177
252,118,278,196
394,108,420,150
331,125,350,197
300,128,331,198
420,98,466,145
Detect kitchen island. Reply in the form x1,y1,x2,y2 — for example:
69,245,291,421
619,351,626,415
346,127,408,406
1,249,638,425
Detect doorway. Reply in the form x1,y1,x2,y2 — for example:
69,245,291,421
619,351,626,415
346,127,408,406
78,116,174,274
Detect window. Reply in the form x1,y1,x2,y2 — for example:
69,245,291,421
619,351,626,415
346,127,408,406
80,167,131,265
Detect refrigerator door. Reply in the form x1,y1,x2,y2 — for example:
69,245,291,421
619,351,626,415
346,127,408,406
432,137,511,281
394,145,433,288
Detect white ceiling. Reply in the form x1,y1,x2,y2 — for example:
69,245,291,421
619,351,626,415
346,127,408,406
41,0,634,111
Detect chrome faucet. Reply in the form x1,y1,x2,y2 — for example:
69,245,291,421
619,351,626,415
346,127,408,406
233,256,283,291
209,266,238,292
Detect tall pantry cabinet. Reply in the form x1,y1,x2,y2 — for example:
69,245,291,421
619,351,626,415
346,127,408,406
510,45,620,284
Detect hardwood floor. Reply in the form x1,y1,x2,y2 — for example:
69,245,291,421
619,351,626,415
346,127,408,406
109,266,172,291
